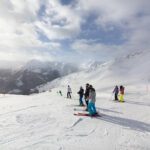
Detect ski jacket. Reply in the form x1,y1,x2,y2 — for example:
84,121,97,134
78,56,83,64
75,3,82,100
113,87,119,94
89,90,96,103
78,89,84,97
85,87,90,97
120,87,124,95
67,87,72,93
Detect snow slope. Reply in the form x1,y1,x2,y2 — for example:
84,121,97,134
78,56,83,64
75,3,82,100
0,89,150,150
0,50,150,150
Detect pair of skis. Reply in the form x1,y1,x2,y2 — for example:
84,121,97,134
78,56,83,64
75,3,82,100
113,100,125,102
74,113,101,117
73,106,101,117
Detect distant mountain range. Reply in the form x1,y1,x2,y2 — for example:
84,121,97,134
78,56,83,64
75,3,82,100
0,60,79,95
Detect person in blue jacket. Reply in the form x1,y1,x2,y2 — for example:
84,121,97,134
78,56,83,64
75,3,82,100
77,86,84,106
113,85,119,100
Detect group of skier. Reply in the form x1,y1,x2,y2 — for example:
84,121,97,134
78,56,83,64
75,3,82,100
113,85,125,102
77,83,97,116
65,84,125,116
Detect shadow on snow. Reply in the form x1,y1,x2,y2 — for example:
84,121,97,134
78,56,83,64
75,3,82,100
97,113,150,133
97,107,123,114
126,101,150,107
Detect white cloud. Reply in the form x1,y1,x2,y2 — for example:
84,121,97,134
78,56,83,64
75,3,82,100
77,0,150,24
0,0,62,62
71,0,150,58
71,39,120,60
0,0,150,63
35,0,82,40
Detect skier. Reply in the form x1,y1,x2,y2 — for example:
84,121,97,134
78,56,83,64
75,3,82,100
77,86,84,106
88,86,97,116
119,85,125,102
84,83,90,110
59,90,62,96
67,85,72,99
113,85,119,100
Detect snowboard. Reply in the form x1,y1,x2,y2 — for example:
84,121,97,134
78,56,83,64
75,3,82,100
74,113,101,117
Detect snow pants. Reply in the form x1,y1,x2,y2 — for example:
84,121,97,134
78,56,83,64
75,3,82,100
67,92,71,99
85,96,89,106
88,102,97,115
120,94,124,102
114,93,118,100
79,96,83,105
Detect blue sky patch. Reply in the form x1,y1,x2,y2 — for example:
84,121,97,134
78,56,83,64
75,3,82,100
79,14,126,45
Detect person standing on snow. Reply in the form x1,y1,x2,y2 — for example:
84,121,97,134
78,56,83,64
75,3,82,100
77,86,84,106
67,85,72,99
84,83,90,110
113,85,119,101
88,86,97,116
119,85,125,102
59,90,62,96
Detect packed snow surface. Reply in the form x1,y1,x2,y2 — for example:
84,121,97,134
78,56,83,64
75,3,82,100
0,87,150,150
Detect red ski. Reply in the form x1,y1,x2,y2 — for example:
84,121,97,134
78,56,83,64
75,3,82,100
74,113,101,117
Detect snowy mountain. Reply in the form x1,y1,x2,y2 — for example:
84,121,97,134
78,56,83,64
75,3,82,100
0,60,79,95
38,50,150,94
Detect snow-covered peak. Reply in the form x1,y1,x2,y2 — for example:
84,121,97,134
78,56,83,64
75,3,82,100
81,60,104,71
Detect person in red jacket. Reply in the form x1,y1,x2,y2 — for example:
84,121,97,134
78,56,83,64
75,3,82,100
119,85,125,102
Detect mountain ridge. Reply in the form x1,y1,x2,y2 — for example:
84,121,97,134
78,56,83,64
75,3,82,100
0,60,79,95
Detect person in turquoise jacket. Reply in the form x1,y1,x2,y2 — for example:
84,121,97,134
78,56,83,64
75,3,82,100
88,86,97,116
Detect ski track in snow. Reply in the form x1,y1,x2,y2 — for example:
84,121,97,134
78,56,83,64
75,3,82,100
0,106,38,116
69,118,83,128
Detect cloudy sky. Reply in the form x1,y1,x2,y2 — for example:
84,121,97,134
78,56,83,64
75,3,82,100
0,0,150,63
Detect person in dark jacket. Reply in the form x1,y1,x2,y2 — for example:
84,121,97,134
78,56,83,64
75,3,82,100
113,85,119,100
84,83,90,108
77,86,84,106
